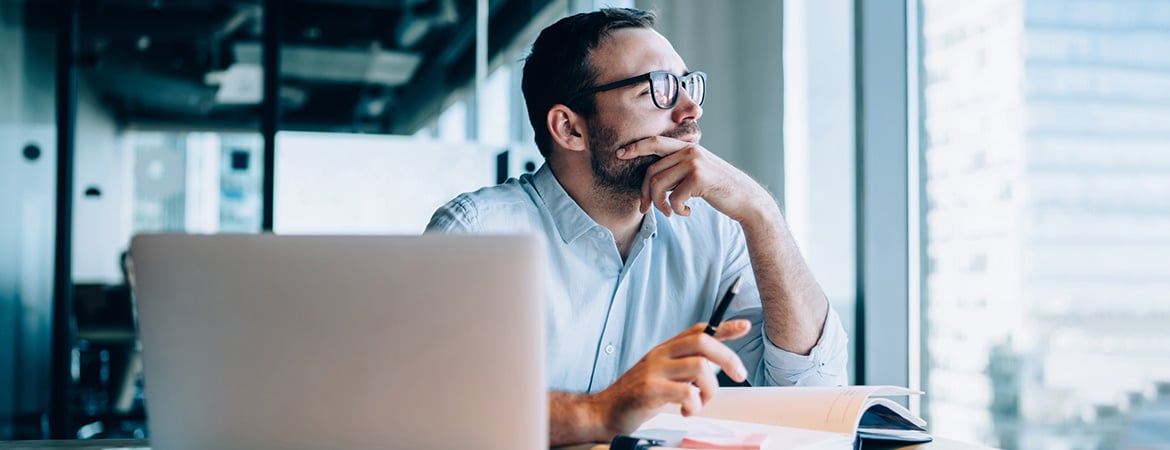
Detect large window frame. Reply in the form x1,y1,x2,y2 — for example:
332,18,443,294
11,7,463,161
854,0,920,395
783,0,921,399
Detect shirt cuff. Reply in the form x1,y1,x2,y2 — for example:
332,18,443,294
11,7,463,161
760,306,849,386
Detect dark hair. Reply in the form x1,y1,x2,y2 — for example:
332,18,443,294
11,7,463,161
521,8,657,157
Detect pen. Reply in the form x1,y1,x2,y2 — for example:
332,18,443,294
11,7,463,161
610,435,679,450
704,275,743,336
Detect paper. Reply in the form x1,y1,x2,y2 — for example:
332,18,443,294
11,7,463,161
680,432,767,449
696,386,922,435
637,413,853,450
634,386,926,450
655,416,768,449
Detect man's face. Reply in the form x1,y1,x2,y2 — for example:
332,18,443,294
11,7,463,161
582,28,704,194
587,112,698,193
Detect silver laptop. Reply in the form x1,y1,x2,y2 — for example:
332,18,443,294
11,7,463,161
130,234,547,450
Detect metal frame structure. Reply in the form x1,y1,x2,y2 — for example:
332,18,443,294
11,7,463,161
49,0,79,438
854,0,917,393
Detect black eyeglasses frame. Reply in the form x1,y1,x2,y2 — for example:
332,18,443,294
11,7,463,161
564,70,707,110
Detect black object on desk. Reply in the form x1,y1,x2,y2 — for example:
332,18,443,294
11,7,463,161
610,435,666,450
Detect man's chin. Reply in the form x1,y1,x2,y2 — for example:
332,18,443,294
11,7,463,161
595,169,650,196
630,154,662,166
599,172,646,194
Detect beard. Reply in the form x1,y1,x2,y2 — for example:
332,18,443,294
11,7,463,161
587,119,701,196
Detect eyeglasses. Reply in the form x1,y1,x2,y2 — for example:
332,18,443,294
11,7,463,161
565,70,707,110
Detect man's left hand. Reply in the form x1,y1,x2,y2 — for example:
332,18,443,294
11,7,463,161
617,136,775,223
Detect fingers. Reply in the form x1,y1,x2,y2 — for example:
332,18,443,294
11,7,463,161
642,381,702,417
710,319,753,341
617,135,692,160
678,319,752,341
652,371,708,417
691,361,721,406
664,321,751,383
642,160,688,217
623,137,761,223
668,185,695,217
660,357,720,395
601,320,753,429
680,384,703,417
657,332,745,414
640,150,702,216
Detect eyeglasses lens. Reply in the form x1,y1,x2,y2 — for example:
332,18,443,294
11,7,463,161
650,72,677,109
682,73,704,105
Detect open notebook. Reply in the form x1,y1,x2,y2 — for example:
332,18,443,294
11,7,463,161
630,386,930,450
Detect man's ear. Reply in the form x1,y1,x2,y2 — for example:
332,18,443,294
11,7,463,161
546,105,588,153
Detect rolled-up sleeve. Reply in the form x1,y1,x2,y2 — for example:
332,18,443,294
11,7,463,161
759,306,849,386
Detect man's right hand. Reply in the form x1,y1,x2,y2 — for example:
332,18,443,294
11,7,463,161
591,319,752,438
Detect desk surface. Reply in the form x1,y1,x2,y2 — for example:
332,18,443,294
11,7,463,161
873,437,997,450
0,437,998,450
0,441,147,449
569,436,994,450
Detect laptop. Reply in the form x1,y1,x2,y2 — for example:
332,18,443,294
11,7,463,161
129,234,547,450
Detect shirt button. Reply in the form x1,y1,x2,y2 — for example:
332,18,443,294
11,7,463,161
604,344,615,355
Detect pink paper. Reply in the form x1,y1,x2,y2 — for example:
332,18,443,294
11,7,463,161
679,432,768,449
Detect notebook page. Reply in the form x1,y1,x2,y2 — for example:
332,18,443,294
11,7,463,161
697,386,912,434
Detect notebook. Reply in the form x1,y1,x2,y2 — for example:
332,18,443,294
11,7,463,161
630,386,929,450
130,233,547,450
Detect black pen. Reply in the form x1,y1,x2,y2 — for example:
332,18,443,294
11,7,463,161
610,435,665,450
704,275,743,336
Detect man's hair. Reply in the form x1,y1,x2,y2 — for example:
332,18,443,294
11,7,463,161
521,8,657,157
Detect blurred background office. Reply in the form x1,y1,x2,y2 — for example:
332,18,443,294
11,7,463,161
0,0,1167,448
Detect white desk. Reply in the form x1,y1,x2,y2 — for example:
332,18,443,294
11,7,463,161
558,436,998,450
0,436,999,450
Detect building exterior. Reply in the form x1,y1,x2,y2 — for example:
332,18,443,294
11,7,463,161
919,0,1170,448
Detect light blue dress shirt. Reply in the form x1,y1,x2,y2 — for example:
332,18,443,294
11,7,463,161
427,164,848,393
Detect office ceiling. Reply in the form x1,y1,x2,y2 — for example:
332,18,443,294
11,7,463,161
23,0,553,133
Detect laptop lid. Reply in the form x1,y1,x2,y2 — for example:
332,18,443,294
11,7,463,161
130,234,546,450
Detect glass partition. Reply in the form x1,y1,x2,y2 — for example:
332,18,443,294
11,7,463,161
0,0,57,439
3,0,563,440
917,1,1170,448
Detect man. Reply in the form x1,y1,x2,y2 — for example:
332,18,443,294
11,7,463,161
427,7,848,446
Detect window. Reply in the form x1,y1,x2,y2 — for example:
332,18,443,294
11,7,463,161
782,0,858,383
917,0,1170,448
128,131,264,235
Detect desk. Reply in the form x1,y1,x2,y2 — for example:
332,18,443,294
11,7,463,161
899,438,1000,450
0,437,997,450
0,441,147,449
565,436,997,450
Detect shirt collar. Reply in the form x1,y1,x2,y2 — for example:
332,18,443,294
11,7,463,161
531,162,660,244
531,163,601,244
640,205,659,239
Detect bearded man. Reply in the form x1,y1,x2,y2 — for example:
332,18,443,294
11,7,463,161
427,7,848,446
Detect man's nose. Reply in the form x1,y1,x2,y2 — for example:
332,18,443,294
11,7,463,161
671,89,703,123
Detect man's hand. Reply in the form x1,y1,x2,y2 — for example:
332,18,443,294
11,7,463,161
617,136,776,224
617,134,830,359
591,320,752,438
